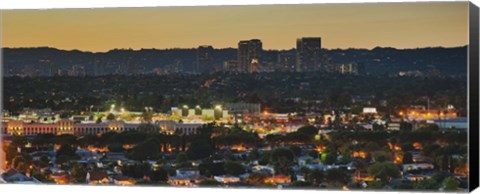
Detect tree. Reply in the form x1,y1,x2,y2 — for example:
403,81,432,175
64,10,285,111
142,111,153,122
11,135,26,147
198,161,225,176
289,145,302,157
108,142,124,152
373,151,390,163
402,152,414,164
421,144,441,161
366,180,384,189
79,134,99,147
31,168,53,183
56,144,77,158
372,123,384,131
56,155,71,165
270,148,295,163
340,149,352,164
106,113,116,121
325,168,348,184
414,178,440,190
367,162,401,183
307,169,324,185
224,161,245,176
131,138,161,161
269,148,295,174
364,142,381,152
175,152,189,167
12,155,26,170
308,150,319,159
54,135,78,145
442,177,460,191
4,145,18,165
393,182,415,190
297,125,318,136
248,149,260,162
71,164,87,183
149,168,168,182
324,152,337,165
16,161,28,173
258,152,271,165
401,142,415,152
199,179,220,186
38,155,50,168
291,181,312,187
96,116,103,123
400,121,413,131
187,139,214,160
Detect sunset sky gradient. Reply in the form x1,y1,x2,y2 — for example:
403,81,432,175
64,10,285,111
1,2,469,52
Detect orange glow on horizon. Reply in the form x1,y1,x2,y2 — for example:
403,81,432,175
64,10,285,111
2,2,468,52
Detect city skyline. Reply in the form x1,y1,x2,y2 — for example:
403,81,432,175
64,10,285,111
2,2,469,52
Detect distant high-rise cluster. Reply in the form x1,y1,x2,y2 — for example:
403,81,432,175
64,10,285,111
196,45,214,74
337,63,364,75
296,37,322,72
237,39,263,73
5,36,386,77
194,37,326,74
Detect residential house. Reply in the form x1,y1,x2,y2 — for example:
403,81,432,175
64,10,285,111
169,167,204,186
86,171,111,184
1,168,41,184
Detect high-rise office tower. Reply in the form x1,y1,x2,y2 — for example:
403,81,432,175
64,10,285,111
296,37,322,72
237,39,262,73
196,45,214,74
238,40,250,73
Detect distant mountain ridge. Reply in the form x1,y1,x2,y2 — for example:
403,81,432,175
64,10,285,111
2,46,467,76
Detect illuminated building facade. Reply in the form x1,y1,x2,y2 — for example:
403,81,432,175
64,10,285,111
2,120,139,136
238,39,262,73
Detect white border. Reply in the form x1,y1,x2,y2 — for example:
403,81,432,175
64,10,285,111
0,0,479,194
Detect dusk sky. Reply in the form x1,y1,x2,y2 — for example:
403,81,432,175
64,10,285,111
2,2,469,52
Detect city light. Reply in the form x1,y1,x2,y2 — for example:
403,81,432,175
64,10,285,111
1,4,470,189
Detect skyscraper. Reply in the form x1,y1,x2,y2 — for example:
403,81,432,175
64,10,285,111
296,37,322,72
237,39,263,73
196,45,214,74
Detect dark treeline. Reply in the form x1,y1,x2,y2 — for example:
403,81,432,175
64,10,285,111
3,72,467,114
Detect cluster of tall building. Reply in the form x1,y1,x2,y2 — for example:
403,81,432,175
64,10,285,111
196,37,325,74
196,45,214,74
237,39,263,73
296,37,322,72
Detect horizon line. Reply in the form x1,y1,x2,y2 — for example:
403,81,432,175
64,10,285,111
2,44,469,53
